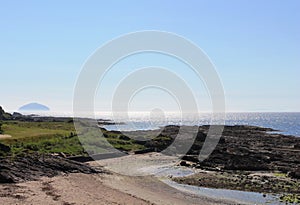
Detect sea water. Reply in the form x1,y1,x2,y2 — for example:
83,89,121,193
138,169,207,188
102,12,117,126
18,111,300,137
101,112,300,137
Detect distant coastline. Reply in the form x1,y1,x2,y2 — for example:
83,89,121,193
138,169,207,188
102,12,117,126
4,111,300,136
1,106,300,204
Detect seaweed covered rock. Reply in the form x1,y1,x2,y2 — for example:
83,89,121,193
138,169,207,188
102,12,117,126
289,168,300,179
173,125,300,172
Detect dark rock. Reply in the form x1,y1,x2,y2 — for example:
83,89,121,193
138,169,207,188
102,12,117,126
0,106,12,120
12,112,23,118
172,125,297,172
0,143,11,153
11,112,24,120
224,156,269,171
119,135,131,141
219,137,226,144
0,154,102,183
289,168,300,179
182,155,199,163
179,160,188,166
134,148,155,154
139,125,300,173
0,106,4,115
196,132,206,142
294,143,300,149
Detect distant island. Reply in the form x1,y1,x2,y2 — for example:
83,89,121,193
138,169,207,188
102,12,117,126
18,103,50,111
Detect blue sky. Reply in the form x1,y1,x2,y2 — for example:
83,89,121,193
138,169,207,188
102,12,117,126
0,0,299,112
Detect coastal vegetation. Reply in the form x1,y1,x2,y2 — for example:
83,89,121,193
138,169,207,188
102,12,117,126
0,121,83,156
0,120,149,157
0,106,299,203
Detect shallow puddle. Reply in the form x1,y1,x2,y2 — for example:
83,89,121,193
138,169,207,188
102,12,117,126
142,164,284,205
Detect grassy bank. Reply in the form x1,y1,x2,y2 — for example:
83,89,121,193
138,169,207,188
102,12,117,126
0,121,83,156
0,120,146,157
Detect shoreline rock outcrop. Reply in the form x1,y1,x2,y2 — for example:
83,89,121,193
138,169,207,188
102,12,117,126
0,154,101,183
128,125,300,173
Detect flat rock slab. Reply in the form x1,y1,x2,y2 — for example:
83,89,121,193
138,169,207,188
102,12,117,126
0,154,103,183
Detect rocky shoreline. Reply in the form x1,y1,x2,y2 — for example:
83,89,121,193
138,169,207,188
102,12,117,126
0,153,103,183
1,105,300,203
2,124,299,184
144,125,300,203
188,125,299,174
119,124,300,203
124,125,300,176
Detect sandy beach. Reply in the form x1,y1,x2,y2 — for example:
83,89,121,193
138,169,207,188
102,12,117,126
0,173,151,205
0,134,11,139
0,153,234,205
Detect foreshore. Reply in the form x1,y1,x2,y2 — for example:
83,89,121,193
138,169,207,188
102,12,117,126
0,153,239,205
1,151,299,204
1,112,300,204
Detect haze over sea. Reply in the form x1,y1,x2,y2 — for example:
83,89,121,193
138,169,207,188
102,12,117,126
18,111,300,137
102,112,300,137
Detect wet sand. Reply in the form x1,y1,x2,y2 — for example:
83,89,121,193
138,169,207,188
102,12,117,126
0,153,235,205
88,153,238,205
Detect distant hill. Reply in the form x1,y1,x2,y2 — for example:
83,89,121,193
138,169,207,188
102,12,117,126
18,103,50,111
